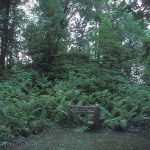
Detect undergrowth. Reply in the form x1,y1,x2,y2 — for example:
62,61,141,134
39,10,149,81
0,61,150,147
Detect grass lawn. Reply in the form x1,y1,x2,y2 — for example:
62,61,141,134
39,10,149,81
8,127,150,150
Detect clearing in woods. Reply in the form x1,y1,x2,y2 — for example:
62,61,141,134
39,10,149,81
8,127,150,150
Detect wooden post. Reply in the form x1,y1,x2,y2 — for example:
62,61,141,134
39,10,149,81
67,106,71,127
94,106,100,128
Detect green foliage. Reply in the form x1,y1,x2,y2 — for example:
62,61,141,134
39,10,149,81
0,69,52,145
24,0,68,72
0,126,12,147
45,61,150,130
0,55,150,146
0,0,150,147
94,15,121,66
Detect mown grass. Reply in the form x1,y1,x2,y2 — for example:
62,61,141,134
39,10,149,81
8,127,150,150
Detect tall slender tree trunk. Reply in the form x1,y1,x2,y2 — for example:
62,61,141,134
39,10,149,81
0,0,10,74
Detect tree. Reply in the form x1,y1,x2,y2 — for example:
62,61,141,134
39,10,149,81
0,0,27,74
142,36,150,85
0,0,11,73
24,0,69,72
125,0,150,22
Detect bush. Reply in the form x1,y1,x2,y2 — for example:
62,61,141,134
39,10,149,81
0,61,150,145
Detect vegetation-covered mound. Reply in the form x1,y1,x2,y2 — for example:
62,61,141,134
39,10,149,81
0,55,150,147
0,0,150,148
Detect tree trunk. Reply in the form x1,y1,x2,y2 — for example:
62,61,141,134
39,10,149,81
0,0,11,74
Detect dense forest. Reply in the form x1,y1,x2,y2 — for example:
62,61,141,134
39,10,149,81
0,0,150,148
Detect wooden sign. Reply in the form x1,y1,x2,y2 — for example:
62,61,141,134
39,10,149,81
67,105,100,128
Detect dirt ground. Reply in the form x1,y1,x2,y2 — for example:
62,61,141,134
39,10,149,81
7,127,150,150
